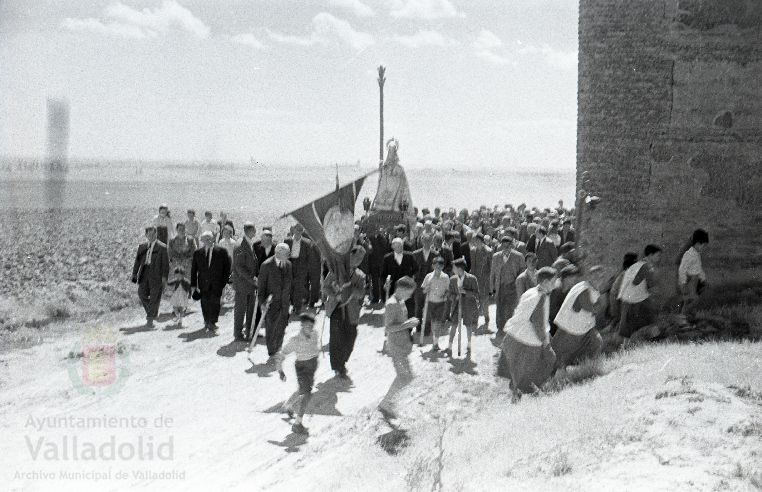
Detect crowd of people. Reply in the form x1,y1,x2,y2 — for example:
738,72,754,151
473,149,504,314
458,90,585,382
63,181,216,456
130,202,709,433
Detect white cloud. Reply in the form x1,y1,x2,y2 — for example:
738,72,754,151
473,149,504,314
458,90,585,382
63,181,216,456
388,0,463,19
61,0,210,39
329,0,375,18
61,17,149,39
473,29,512,65
267,13,374,52
475,49,512,65
393,30,459,48
231,33,267,50
473,29,502,51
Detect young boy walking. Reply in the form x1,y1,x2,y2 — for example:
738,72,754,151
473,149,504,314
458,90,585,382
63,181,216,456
444,258,480,359
379,276,419,420
275,310,321,435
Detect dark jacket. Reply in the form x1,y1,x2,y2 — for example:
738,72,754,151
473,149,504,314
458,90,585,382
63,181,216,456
448,273,480,322
527,236,558,269
257,257,292,309
191,246,231,296
412,247,438,286
132,241,169,284
381,251,419,295
284,237,312,278
253,241,275,267
233,237,259,294
368,233,390,274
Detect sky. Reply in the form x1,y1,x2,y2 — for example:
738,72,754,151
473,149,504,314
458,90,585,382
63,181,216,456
0,0,579,170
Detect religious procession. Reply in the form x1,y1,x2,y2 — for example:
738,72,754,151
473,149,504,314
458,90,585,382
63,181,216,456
131,135,709,436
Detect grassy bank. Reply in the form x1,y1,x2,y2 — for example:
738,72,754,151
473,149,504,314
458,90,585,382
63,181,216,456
277,341,762,491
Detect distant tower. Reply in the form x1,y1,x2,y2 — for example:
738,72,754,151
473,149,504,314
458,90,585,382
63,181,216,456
46,98,70,172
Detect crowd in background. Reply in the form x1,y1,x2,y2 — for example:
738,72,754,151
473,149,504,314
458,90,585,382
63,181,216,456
131,200,708,411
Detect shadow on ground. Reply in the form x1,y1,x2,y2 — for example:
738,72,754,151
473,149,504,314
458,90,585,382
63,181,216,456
448,357,478,376
267,433,309,453
217,340,249,357
179,327,217,342
263,376,352,417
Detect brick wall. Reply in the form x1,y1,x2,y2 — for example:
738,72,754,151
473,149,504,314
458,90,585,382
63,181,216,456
577,0,762,300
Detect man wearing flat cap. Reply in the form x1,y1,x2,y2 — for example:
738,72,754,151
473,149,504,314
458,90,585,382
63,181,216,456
132,225,169,327
469,232,493,328
191,230,232,332
233,221,259,341
322,245,367,378
490,235,525,334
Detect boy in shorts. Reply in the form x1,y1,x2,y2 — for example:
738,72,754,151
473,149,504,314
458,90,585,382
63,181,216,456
276,310,321,435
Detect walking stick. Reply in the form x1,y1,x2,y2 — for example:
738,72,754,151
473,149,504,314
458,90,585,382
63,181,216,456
457,294,463,357
381,275,391,353
247,295,272,357
420,296,429,346
247,294,259,341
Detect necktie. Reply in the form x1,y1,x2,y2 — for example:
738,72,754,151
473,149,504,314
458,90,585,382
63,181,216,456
145,242,153,266
207,247,212,267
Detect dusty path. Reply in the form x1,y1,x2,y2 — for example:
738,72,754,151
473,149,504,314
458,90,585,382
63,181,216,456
0,297,503,491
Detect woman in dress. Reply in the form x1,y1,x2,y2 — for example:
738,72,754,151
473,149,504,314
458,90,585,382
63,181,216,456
168,222,195,280
153,204,175,244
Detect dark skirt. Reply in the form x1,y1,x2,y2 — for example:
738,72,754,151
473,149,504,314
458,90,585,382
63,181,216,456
498,335,556,393
618,299,656,338
295,357,318,395
551,328,603,369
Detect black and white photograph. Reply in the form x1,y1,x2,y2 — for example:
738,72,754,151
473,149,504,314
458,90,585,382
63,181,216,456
1,0,761,490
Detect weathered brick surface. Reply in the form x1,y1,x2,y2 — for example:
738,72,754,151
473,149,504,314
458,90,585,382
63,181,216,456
577,0,762,298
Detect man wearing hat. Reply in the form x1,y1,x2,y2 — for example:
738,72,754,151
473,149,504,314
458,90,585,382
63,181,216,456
490,235,525,334
253,228,275,268
322,245,366,378
469,232,493,328
191,231,232,332
258,243,293,356
233,222,259,341
132,225,169,327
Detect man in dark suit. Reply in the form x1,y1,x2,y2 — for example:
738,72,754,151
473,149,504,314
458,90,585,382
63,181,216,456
252,228,275,330
285,223,312,314
253,228,276,266
412,233,437,336
527,226,558,268
191,231,231,332
394,224,415,251
131,225,169,327
258,243,293,357
307,236,323,308
560,219,575,245
368,228,390,303
382,237,419,316
233,222,259,341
